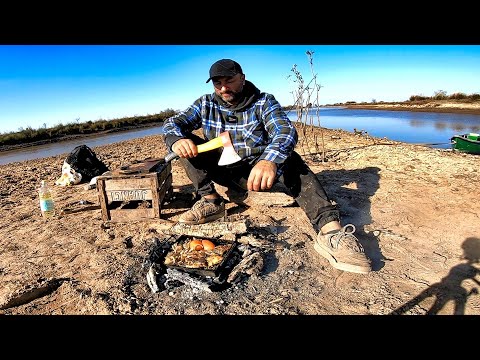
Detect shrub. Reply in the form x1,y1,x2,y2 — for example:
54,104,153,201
449,92,468,100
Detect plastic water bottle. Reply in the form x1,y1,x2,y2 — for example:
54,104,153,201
39,180,55,218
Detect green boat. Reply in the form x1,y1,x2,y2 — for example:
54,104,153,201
450,133,480,154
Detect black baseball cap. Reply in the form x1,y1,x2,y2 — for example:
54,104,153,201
206,59,243,83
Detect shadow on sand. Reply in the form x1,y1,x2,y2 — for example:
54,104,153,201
390,237,480,315
316,166,385,271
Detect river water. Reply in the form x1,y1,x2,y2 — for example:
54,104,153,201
1,107,479,165
286,107,480,147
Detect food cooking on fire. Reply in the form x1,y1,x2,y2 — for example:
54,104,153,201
164,238,232,269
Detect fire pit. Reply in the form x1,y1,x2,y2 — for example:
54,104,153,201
145,234,242,292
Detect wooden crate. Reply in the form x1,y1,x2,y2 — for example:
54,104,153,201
96,159,172,222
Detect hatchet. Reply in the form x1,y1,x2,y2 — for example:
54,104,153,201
163,131,241,166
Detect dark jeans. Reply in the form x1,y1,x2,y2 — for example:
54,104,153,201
178,133,340,230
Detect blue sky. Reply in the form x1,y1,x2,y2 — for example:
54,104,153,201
1,44,479,134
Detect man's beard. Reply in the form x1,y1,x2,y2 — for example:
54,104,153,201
220,89,242,104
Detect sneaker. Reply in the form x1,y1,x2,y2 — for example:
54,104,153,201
314,224,372,274
178,197,225,225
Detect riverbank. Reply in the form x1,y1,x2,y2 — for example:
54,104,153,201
343,100,480,115
0,121,164,153
0,124,478,315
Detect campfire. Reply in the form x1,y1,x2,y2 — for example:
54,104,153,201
144,218,271,293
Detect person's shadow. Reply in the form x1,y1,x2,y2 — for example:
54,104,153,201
316,166,385,270
390,237,480,315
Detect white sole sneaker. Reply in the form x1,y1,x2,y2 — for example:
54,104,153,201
314,238,371,274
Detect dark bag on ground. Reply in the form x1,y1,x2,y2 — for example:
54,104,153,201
65,144,109,182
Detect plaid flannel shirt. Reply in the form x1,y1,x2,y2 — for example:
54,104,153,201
162,91,298,170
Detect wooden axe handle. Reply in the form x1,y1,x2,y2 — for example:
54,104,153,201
163,135,226,163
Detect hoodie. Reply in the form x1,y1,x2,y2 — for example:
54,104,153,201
162,80,298,166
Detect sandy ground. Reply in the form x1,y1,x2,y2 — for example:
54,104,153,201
0,121,479,316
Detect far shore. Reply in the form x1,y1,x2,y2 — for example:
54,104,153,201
342,104,480,115
0,122,164,153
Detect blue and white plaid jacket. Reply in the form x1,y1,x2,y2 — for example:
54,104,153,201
163,81,298,169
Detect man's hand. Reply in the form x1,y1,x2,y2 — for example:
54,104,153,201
172,139,198,159
247,160,277,191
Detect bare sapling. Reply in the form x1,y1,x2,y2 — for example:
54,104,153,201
286,50,326,162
